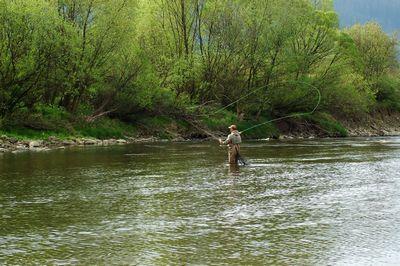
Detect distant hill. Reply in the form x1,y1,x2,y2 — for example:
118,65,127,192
334,0,400,33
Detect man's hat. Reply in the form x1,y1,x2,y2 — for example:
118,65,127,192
228,125,237,130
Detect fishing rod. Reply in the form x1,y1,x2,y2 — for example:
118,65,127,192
187,81,321,166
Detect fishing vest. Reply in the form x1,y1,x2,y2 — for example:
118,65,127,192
229,131,242,145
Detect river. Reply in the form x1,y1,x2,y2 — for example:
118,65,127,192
1,137,400,265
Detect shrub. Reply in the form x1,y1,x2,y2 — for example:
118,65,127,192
76,118,136,139
324,73,375,118
306,112,348,137
375,76,400,111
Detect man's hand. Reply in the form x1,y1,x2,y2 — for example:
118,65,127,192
219,138,223,145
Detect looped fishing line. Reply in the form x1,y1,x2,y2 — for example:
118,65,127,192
240,81,321,134
189,80,322,138
191,84,269,117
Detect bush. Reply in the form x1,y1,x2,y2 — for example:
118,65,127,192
201,110,279,139
76,118,137,139
237,118,279,139
324,73,375,118
202,110,237,131
1,105,70,132
376,76,400,111
0,128,70,141
35,104,70,120
306,112,348,137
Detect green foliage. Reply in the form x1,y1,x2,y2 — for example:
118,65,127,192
2,106,70,132
0,0,65,116
0,0,399,139
0,117,137,140
202,111,238,131
201,111,278,139
76,118,136,139
323,72,375,117
346,22,398,90
34,105,70,121
0,128,71,141
306,113,348,137
376,76,400,111
237,119,279,139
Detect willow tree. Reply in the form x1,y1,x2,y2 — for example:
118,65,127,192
0,0,63,117
136,0,204,99
346,22,398,89
56,0,139,113
196,1,248,106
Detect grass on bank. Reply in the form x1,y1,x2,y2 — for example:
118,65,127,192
0,104,141,140
303,112,348,137
0,116,138,141
0,103,349,141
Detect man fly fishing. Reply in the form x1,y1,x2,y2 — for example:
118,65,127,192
219,125,246,165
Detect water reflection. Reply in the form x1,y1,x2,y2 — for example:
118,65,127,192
1,137,400,264
228,163,240,175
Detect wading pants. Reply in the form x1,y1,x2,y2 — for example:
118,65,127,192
228,144,240,164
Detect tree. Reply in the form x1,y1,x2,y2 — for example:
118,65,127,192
346,22,398,91
57,0,139,113
0,0,63,116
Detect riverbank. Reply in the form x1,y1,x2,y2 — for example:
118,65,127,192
274,111,400,139
343,110,400,137
0,135,163,154
1,111,399,153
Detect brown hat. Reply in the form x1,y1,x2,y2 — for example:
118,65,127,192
228,125,237,130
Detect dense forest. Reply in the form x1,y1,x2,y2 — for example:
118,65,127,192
0,0,399,139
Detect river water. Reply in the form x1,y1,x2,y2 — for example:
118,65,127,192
1,137,400,265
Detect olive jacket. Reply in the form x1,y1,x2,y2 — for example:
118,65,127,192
222,130,242,145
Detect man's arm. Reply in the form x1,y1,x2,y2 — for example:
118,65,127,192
220,134,232,145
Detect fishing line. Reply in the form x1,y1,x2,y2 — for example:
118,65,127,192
207,84,269,116
189,81,321,166
191,84,269,117
189,80,322,136
240,81,321,134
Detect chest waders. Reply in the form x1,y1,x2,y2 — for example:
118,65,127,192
228,143,248,165
228,144,240,164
